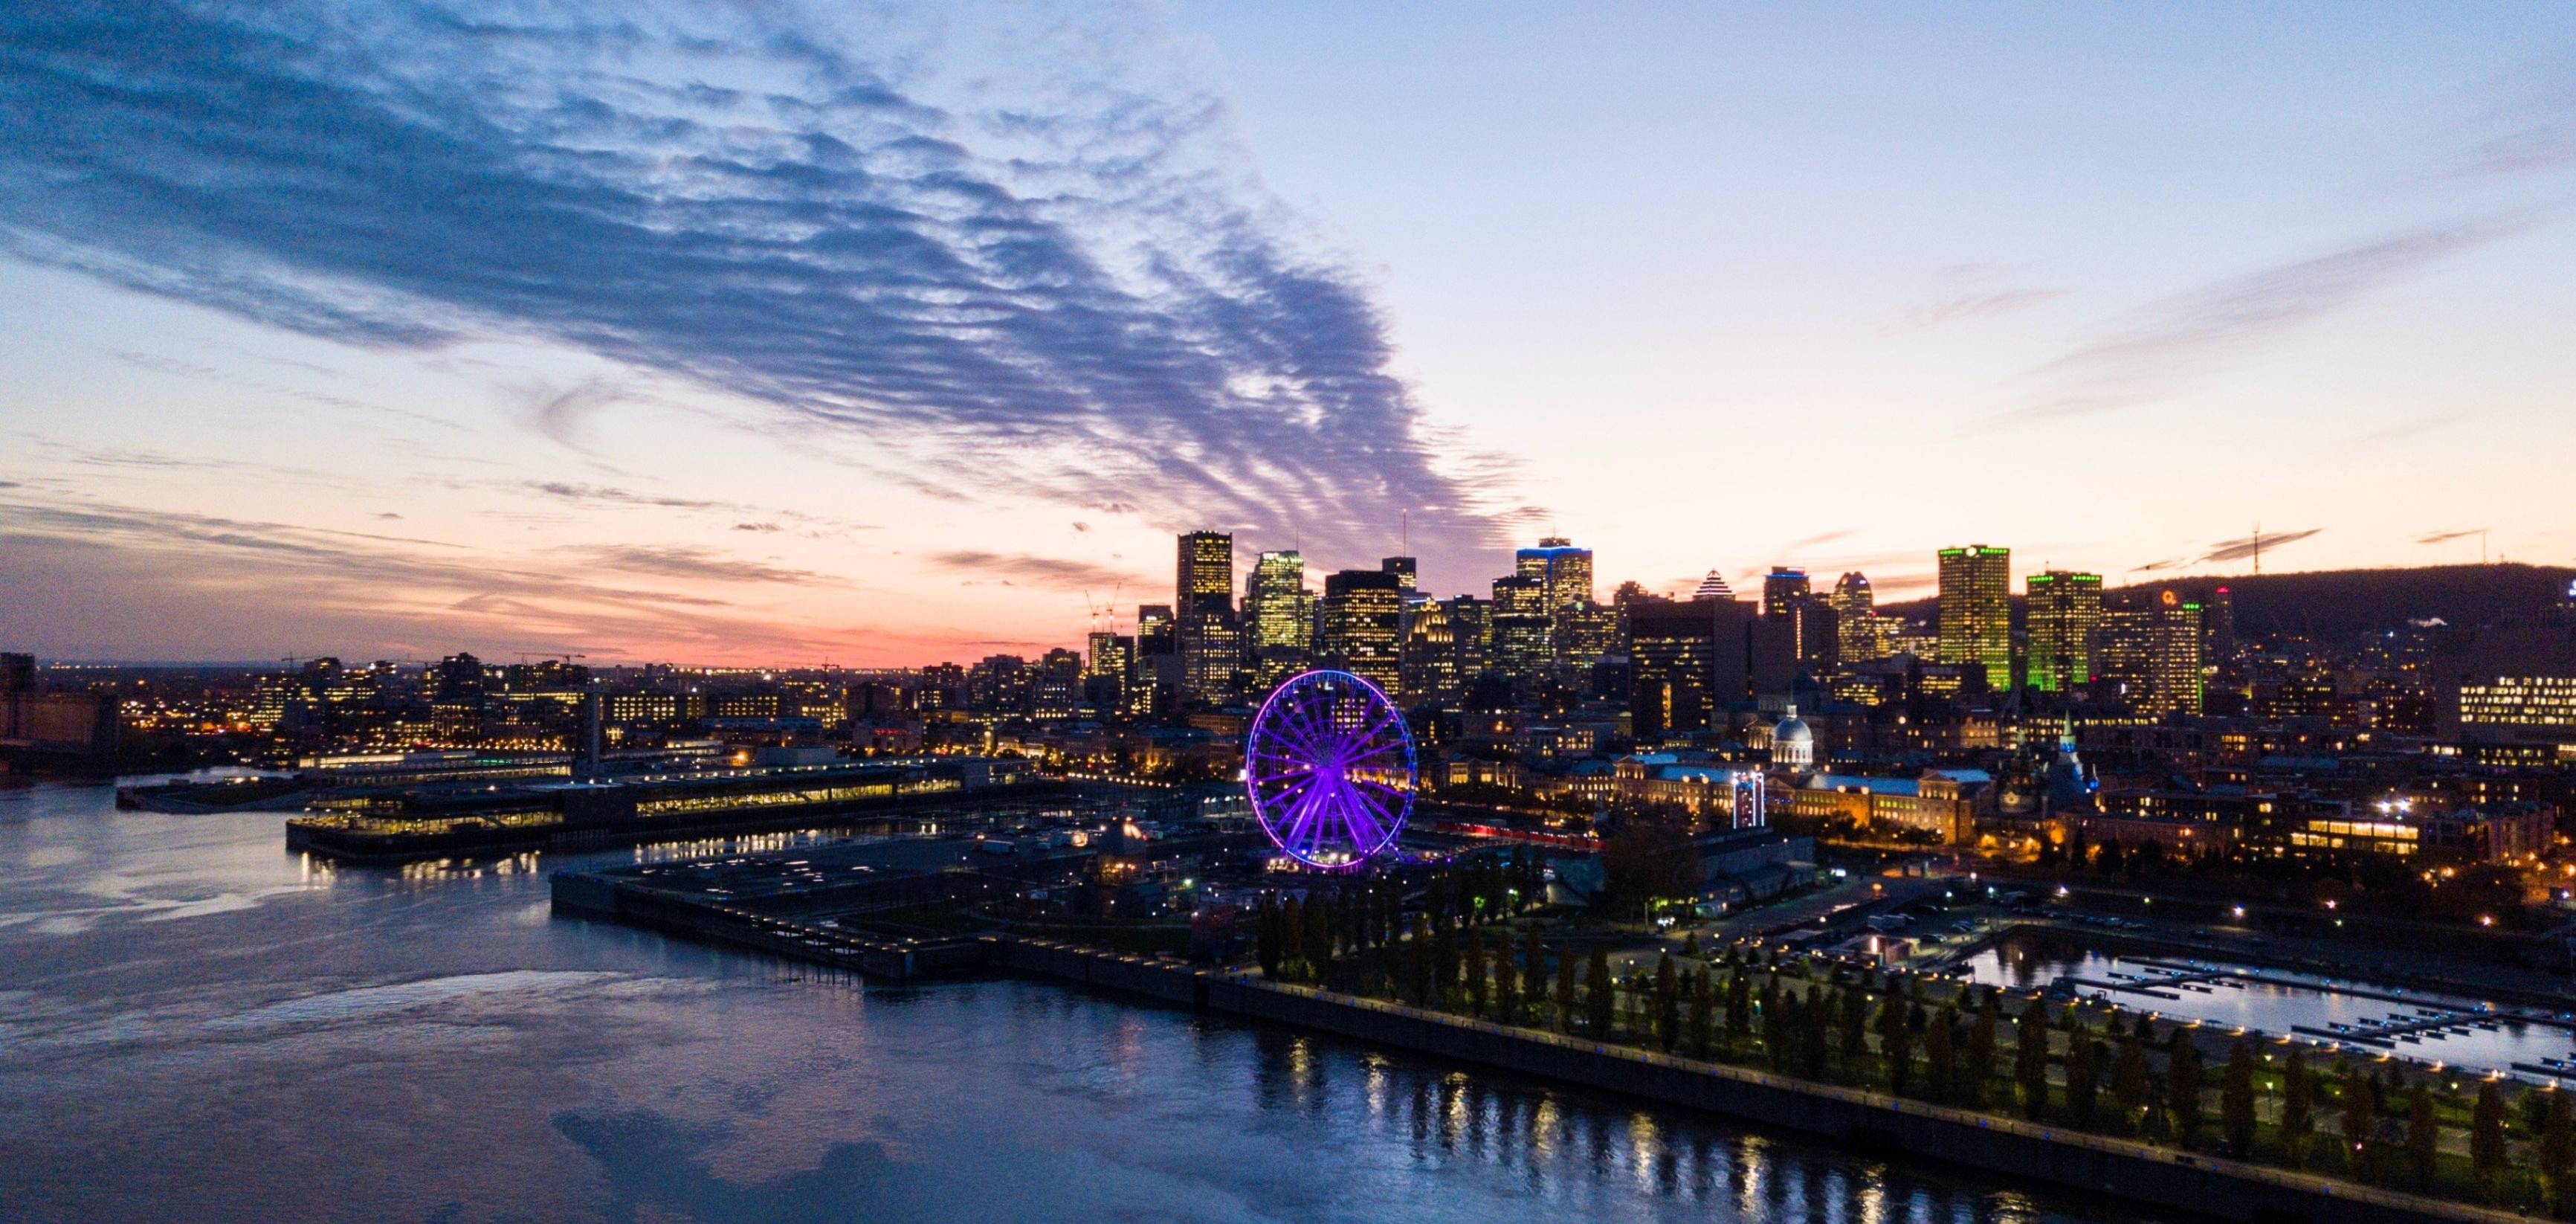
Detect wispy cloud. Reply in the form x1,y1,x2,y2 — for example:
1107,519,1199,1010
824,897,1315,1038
2349,411,2470,448
0,495,850,658
527,482,720,512
0,0,1505,567
1892,264,2064,332
2439,60,2576,182
2415,528,2484,545
1781,529,1854,551
566,544,830,586
1997,221,2530,425
928,550,1138,590
523,481,870,536
514,379,624,452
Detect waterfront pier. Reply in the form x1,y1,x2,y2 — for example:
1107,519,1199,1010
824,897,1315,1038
549,860,2525,1224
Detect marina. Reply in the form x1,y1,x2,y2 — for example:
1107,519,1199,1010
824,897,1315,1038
1960,929,2576,1081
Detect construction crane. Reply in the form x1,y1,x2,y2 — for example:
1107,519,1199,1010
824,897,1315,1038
1080,582,1125,634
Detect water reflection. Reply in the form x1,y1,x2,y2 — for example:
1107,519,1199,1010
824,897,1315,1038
0,779,2163,1223
1227,1003,2143,1223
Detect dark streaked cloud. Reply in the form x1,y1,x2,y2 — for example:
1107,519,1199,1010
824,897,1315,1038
1998,221,2530,425
2199,528,2321,564
526,482,721,512
515,379,624,453
2415,528,2485,545
927,550,1138,590
0,0,1501,564
2131,528,2324,571
566,544,828,586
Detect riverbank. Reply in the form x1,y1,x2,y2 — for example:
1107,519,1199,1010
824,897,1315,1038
1001,938,2509,1224
551,858,2518,1224
12,776,2162,1224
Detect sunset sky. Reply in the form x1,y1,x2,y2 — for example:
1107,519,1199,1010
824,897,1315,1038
4,2,2573,664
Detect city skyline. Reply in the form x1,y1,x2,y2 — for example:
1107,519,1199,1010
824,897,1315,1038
14,12,2576,1224
6,2,2576,665
1,521,2491,668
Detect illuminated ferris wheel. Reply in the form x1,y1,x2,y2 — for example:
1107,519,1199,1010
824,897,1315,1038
1243,670,1415,869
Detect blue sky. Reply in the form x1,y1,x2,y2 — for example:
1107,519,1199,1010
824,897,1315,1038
2,1,2572,662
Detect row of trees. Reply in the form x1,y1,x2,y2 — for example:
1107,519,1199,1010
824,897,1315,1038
1252,851,1546,985
1331,934,2576,1211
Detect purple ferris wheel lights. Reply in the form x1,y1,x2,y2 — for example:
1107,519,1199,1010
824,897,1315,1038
1243,669,1415,869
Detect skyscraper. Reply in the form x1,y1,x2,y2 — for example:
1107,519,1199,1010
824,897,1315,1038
1320,570,1403,695
1083,631,1132,718
1179,617,1242,706
1937,545,2012,692
1399,597,1458,700
1440,594,1493,680
1760,567,1833,671
1245,550,1312,653
1134,605,1174,656
1830,572,1881,663
1610,579,1668,653
1490,573,1551,680
1761,568,1810,618
1628,596,1752,741
1514,536,1593,610
1553,601,1616,673
1084,630,1125,679
1175,531,1233,619
1175,532,1239,706
2024,570,2102,694
1380,555,1417,596
2099,590,2202,716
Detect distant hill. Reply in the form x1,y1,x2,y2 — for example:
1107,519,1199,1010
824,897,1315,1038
1876,562,2576,640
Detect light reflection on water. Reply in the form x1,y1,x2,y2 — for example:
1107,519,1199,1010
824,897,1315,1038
0,777,2167,1223
1958,930,2576,1078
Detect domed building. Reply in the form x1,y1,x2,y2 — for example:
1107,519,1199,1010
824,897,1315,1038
1768,703,1815,770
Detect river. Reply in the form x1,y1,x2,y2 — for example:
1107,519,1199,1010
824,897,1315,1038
0,773,2175,1224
